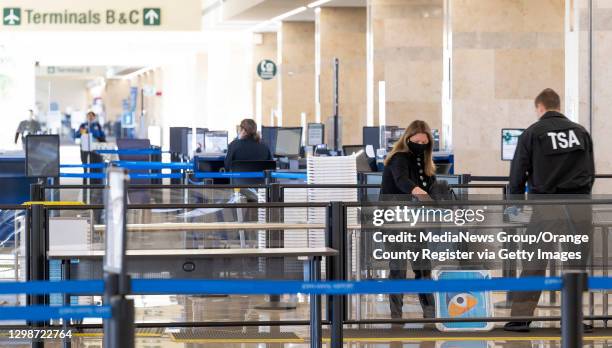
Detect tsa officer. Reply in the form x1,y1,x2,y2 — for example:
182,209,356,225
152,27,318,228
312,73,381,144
505,88,595,332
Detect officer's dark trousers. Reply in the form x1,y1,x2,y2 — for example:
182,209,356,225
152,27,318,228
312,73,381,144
510,204,592,317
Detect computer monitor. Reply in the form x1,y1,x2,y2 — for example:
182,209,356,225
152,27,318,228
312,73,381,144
204,131,228,153
26,135,60,178
274,127,302,157
186,128,208,157
169,127,189,154
501,128,525,161
307,123,324,146
432,129,440,152
261,126,278,154
343,145,365,156
363,126,380,150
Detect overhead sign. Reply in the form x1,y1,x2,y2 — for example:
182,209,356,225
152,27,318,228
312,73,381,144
0,0,201,31
257,59,277,80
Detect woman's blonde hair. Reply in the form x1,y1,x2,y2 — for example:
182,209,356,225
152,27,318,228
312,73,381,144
384,120,436,176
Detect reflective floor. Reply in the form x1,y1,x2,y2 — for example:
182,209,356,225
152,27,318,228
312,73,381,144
2,291,612,347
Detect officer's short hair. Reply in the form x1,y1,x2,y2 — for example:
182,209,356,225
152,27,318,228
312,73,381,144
534,88,560,110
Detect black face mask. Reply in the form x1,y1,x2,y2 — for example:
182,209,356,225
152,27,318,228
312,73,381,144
408,141,428,155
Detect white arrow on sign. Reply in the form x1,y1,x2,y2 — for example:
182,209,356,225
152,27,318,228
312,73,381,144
144,9,159,25
4,9,19,24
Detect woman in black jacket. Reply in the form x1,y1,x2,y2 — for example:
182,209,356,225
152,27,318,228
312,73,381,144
381,120,437,321
225,119,272,170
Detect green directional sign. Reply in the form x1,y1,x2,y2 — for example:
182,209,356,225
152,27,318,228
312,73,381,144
257,59,277,80
143,8,160,26
3,8,21,26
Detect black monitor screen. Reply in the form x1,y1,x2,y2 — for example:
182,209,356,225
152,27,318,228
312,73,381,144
26,135,59,178
275,128,302,157
261,126,278,153
363,126,380,150
169,127,189,154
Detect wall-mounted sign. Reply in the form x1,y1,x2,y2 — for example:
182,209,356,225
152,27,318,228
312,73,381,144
0,0,201,31
257,59,277,80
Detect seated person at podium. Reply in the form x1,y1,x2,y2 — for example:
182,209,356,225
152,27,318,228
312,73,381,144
224,119,272,170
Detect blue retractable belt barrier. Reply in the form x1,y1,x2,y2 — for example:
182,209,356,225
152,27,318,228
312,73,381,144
0,277,564,296
60,173,106,180
197,156,225,161
113,161,193,170
59,172,183,180
129,173,183,180
194,172,266,179
60,163,107,169
130,277,562,295
588,277,612,290
0,306,111,321
95,149,162,155
0,280,103,295
271,172,307,180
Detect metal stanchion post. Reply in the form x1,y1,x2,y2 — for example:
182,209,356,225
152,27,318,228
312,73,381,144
256,182,295,310
28,200,45,348
103,168,134,348
62,260,71,348
309,256,322,348
327,201,345,348
561,272,587,348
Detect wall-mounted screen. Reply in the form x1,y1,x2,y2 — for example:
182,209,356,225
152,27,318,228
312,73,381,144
501,128,525,161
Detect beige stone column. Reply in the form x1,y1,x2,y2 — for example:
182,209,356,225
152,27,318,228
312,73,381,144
578,1,612,192
370,0,444,133
252,32,278,127
452,0,564,176
279,21,315,127
317,7,367,146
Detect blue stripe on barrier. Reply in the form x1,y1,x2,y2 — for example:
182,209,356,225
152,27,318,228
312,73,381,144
95,149,161,155
271,172,307,180
60,163,107,169
0,280,103,295
60,173,106,179
0,277,564,297
131,277,563,295
588,277,612,290
129,173,183,180
113,161,193,170
0,306,111,321
60,172,183,180
194,172,265,179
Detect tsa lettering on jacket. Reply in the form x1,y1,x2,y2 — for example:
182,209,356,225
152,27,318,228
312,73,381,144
547,130,581,150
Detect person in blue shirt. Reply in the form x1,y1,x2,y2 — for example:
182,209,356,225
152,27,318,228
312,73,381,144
76,112,106,204
76,111,106,142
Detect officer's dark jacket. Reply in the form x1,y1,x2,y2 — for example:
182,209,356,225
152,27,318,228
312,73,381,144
224,137,273,170
509,111,595,195
381,151,436,196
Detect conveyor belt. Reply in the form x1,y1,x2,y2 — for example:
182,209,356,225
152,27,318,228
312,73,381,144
74,328,164,337
171,328,303,343
0,328,164,338
324,327,612,342
167,327,612,343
